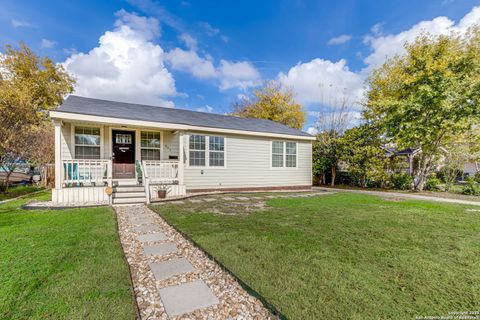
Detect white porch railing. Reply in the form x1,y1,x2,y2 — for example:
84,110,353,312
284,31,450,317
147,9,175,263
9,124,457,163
142,160,179,183
142,160,180,204
62,159,112,187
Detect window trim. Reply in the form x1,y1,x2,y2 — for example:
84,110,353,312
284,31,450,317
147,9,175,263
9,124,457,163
140,130,162,161
270,140,298,169
186,134,227,169
72,125,103,160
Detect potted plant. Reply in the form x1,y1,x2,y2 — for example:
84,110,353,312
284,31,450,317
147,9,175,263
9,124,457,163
157,184,168,199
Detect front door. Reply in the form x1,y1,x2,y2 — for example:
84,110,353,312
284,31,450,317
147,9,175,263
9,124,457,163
112,130,135,179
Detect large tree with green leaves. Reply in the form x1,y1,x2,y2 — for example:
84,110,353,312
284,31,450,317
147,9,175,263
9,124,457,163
365,28,480,190
232,80,306,129
0,43,75,187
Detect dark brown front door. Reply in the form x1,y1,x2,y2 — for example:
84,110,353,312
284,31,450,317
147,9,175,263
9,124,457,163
112,130,135,179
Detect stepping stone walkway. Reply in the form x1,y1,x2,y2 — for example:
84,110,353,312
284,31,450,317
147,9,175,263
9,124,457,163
114,204,276,319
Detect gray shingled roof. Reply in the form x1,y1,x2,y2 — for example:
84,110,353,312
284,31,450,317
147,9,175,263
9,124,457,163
57,95,312,137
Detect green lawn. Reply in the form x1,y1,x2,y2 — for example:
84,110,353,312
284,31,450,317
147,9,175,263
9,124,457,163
0,185,44,201
0,192,137,320
152,193,480,320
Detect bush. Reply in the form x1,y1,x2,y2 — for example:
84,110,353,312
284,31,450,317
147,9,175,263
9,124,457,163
0,182,7,194
390,173,413,190
474,172,480,184
425,174,442,191
461,178,480,196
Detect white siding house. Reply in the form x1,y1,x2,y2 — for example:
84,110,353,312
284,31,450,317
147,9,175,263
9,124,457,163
50,96,315,205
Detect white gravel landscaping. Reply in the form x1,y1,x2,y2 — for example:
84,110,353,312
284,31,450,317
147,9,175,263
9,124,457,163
115,204,277,320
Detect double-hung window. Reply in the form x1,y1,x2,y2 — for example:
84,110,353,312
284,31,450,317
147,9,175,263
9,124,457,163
189,135,206,166
141,131,161,160
189,135,225,167
271,141,297,168
272,141,284,167
75,127,100,159
286,142,297,167
209,136,225,167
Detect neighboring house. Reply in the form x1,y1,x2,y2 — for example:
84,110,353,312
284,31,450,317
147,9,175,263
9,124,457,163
49,96,314,204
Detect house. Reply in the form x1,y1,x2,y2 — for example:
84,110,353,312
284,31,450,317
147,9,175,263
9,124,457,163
49,96,314,204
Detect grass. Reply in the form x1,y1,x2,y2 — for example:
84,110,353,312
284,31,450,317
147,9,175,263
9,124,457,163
0,192,137,320
152,193,480,320
0,185,44,201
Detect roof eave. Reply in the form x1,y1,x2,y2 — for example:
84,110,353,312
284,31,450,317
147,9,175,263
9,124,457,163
50,110,316,141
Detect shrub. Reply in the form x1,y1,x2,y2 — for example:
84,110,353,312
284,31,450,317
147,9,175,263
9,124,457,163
474,172,480,184
425,174,442,191
390,173,413,190
0,182,6,194
461,178,480,196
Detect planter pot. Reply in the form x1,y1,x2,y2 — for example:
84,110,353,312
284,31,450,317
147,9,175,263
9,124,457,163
158,189,167,199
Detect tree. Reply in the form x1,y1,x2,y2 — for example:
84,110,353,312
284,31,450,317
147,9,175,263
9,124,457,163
312,96,354,186
340,124,388,188
0,43,75,188
232,80,306,129
365,28,480,190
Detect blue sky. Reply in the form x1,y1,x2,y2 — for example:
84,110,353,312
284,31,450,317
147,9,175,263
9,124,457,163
1,0,480,132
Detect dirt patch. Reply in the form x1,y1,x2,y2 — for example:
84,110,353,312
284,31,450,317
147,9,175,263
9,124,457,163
382,197,406,202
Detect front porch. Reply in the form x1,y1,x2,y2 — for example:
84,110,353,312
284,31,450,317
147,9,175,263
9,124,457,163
52,120,187,204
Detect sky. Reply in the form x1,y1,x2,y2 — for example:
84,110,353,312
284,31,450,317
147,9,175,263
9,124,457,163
1,0,480,133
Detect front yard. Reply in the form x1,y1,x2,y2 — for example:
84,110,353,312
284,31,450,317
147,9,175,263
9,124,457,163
0,192,137,319
152,192,480,319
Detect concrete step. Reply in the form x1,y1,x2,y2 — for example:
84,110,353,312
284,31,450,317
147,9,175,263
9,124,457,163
113,179,138,186
112,197,146,204
113,192,146,198
114,186,145,193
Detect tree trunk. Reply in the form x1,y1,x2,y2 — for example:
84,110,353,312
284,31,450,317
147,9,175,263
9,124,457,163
414,154,434,191
331,166,336,187
322,173,326,185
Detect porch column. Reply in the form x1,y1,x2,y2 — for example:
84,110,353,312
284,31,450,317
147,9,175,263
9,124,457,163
54,120,62,189
178,131,184,185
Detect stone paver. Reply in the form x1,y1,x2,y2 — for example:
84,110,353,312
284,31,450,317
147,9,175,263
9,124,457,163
137,232,167,243
159,280,220,317
129,216,155,225
144,243,177,256
203,198,217,202
133,224,161,233
222,197,235,200
236,196,250,201
170,200,185,204
149,257,195,281
189,199,203,203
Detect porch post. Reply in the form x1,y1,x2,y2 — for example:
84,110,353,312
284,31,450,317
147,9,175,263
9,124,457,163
54,120,62,190
178,131,184,185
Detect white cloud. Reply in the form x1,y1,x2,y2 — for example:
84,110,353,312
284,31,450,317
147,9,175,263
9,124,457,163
63,10,176,107
278,58,364,106
363,6,480,71
40,38,56,49
327,34,352,45
199,21,220,35
11,19,33,28
165,48,216,78
179,33,198,50
217,60,261,90
196,105,213,113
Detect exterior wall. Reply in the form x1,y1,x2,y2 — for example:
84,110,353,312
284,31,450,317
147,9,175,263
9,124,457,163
52,187,109,204
464,162,478,176
61,122,73,160
183,133,312,190
163,131,179,160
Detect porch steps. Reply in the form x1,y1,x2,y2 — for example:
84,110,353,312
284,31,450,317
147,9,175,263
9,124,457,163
112,183,147,205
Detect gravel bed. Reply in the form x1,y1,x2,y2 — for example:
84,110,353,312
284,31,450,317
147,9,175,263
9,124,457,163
115,204,277,320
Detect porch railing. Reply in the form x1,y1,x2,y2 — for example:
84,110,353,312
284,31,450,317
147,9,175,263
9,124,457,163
62,159,112,187
142,160,179,183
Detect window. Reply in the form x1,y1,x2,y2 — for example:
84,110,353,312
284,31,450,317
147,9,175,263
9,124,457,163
286,142,297,167
271,141,297,168
209,136,225,167
75,127,100,159
141,131,161,161
188,135,226,167
272,141,284,167
189,135,206,166
116,134,132,144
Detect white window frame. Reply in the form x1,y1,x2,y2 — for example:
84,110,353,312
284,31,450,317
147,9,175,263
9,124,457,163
186,134,227,169
270,140,298,169
140,130,162,161
72,125,103,160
